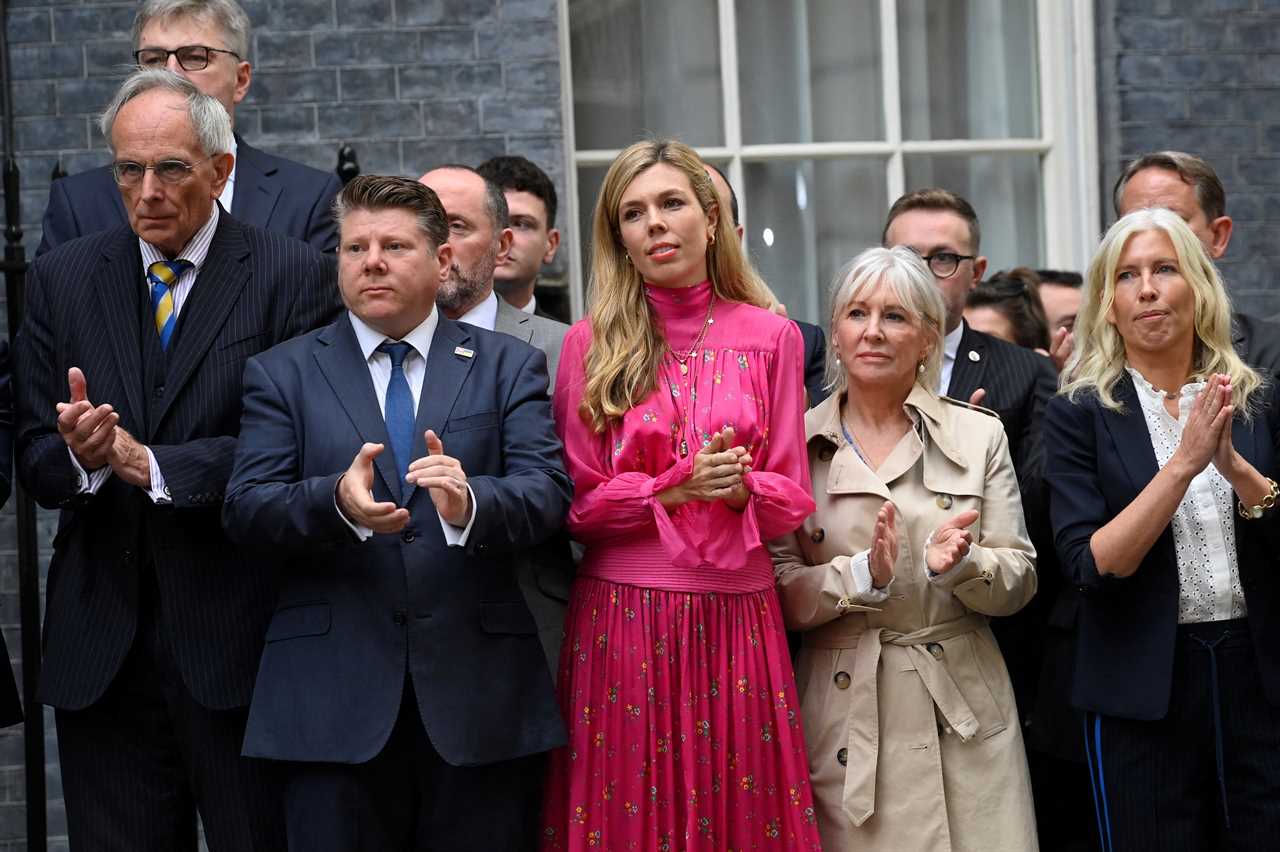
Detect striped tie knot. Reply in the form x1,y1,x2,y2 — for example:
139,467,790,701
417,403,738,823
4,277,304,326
148,259,192,350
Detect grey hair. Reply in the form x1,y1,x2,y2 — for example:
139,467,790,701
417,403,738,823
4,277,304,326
100,69,235,156
825,245,946,397
132,0,251,59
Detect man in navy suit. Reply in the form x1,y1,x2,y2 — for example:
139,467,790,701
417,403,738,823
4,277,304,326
38,0,341,256
223,175,570,851
13,69,339,850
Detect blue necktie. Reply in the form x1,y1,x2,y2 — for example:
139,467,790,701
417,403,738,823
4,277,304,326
147,259,192,350
376,341,415,497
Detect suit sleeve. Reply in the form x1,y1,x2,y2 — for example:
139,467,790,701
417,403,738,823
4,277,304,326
222,355,356,552
461,346,574,554
1044,394,1113,591
1012,353,1056,513
304,172,342,255
284,253,343,339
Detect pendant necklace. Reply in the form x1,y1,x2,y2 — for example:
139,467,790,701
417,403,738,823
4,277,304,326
667,293,717,456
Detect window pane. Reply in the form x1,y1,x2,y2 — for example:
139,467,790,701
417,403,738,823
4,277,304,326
570,0,723,150
575,166,608,300
737,0,883,144
743,158,888,327
902,154,1043,273
897,0,1038,140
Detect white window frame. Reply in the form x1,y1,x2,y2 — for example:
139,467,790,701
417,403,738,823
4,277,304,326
556,0,1099,321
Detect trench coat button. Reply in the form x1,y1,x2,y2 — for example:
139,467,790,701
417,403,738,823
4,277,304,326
810,528,825,543
836,747,848,766
836,597,852,611
833,671,851,690
818,446,835,462
401,530,416,543
392,609,407,625
926,642,944,658
936,494,952,510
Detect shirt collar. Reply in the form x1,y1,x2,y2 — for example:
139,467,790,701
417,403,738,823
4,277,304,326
454,290,499,331
138,202,220,268
348,307,440,362
943,322,964,362
520,294,537,315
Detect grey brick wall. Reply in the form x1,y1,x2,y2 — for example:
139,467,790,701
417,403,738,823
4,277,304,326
0,1,564,847
1096,0,1280,319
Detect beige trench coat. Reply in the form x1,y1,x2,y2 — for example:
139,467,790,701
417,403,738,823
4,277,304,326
770,385,1039,852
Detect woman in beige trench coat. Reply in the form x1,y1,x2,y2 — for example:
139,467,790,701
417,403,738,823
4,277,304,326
771,246,1039,852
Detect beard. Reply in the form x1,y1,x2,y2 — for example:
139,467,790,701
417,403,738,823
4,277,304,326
436,241,499,315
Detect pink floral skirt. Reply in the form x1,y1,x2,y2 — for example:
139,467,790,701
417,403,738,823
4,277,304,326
541,577,823,851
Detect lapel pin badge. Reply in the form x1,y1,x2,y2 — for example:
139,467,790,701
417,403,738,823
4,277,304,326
968,350,980,362
454,346,475,359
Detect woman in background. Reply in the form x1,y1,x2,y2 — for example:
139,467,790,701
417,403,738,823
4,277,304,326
540,139,822,851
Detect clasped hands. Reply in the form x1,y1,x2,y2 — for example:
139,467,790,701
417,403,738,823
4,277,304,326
661,427,752,511
866,500,980,589
1171,373,1245,481
56,367,151,487
337,430,469,534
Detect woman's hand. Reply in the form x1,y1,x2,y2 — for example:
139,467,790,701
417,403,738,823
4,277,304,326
1170,374,1232,482
658,428,752,509
926,509,980,574
869,501,898,589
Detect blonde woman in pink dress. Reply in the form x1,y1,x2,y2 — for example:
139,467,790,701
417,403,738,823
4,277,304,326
540,140,823,851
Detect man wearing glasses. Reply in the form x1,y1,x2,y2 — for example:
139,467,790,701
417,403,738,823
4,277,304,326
38,0,341,256
13,68,339,850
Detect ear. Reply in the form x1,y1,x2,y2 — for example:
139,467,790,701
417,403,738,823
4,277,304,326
233,60,251,106
209,152,234,199
705,200,720,237
971,255,988,289
542,228,561,265
1207,215,1232,259
435,242,454,283
496,227,514,266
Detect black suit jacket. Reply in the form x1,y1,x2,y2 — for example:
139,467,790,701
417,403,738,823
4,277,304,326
1045,377,1280,719
795,319,829,407
38,135,342,256
1233,310,1280,379
13,214,340,710
224,316,570,767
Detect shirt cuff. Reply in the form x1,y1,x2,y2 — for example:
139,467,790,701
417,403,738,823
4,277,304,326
67,447,112,494
849,548,892,603
334,474,373,542
143,447,171,504
439,483,477,547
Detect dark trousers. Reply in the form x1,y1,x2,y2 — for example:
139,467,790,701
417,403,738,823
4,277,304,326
54,580,285,852
1083,619,1280,852
282,678,546,852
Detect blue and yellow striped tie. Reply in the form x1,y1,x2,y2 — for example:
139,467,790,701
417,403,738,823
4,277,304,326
147,259,192,350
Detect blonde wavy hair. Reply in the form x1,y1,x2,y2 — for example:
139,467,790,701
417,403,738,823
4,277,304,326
1061,207,1263,416
580,140,773,431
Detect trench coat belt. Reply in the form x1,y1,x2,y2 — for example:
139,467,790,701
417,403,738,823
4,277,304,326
839,613,990,827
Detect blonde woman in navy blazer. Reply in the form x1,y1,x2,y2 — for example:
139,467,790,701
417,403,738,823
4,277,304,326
1045,207,1280,852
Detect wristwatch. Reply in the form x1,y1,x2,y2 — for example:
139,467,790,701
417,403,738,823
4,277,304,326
1238,477,1279,520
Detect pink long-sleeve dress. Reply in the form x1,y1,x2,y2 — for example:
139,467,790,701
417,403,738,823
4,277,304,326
540,280,823,851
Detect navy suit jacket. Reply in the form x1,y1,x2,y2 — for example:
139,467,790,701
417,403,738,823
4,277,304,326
13,214,340,710
1045,376,1280,720
795,319,829,407
224,315,570,767
38,135,342,256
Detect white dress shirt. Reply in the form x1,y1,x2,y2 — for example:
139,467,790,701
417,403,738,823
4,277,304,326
1127,367,1246,623
454,290,499,332
217,137,238,213
70,204,221,503
519,294,537,315
936,323,965,396
340,310,476,546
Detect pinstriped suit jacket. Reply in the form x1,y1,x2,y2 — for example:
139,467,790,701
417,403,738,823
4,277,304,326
13,214,341,711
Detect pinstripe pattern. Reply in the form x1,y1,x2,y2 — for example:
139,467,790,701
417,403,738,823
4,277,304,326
13,215,341,712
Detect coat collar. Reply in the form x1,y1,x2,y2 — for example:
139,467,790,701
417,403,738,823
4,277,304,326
494,296,533,342
946,321,988,399
228,135,282,229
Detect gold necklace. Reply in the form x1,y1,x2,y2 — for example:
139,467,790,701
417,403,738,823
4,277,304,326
667,293,717,375
666,293,717,456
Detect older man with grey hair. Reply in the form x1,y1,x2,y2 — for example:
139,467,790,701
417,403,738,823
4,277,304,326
38,0,342,256
13,68,339,851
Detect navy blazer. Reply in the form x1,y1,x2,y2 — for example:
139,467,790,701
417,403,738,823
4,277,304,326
13,215,340,711
38,135,342,256
795,319,829,407
224,315,570,767
1044,376,1280,720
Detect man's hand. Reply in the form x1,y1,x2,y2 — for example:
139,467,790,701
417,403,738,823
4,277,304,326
337,443,410,533
1049,327,1073,373
967,388,986,407
926,509,980,574
406,430,470,527
56,367,117,470
107,427,153,488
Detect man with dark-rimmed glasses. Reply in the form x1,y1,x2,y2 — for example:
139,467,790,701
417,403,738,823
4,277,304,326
38,0,342,257
14,68,340,851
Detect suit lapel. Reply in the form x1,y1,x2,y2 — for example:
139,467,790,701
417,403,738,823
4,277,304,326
494,298,533,343
404,318,474,506
946,322,988,401
152,214,250,432
229,137,281,231
1100,375,1160,494
93,230,147,431
313,318,401,499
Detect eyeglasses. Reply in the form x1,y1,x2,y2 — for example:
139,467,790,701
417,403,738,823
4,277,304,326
919,251,976,279
133,44,241,72
111,155,215,187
